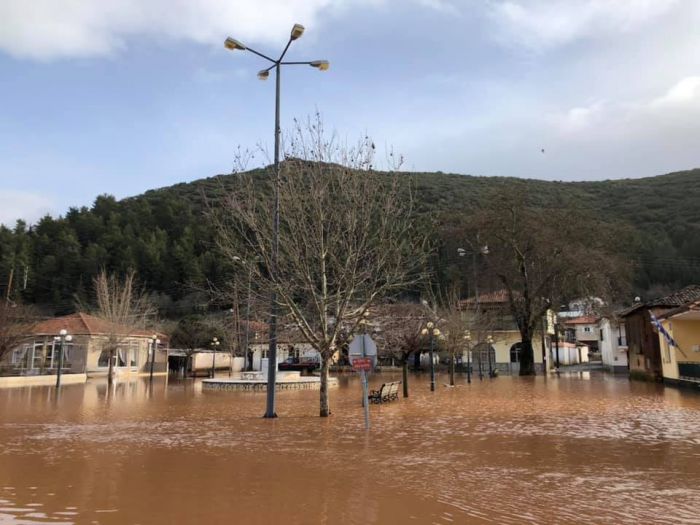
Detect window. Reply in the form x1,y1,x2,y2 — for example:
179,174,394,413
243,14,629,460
11,347,26,365
584,327,592,333
98,347,111,367
116,348,127,367
129,341,140,367
510,344,521,363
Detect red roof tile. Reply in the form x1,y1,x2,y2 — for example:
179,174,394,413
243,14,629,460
29,312,164,339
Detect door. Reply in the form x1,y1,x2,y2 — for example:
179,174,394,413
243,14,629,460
510,344,521,375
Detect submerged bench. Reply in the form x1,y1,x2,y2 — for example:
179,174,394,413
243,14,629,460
368,381,401,404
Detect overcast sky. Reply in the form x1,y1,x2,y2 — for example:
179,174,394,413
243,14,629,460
1,0,700,225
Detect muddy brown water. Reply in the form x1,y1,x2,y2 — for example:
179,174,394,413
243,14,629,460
1,372,699,525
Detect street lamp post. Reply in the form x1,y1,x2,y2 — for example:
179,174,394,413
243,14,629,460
149,334,161,383
54,329,71,388
463,330,472,384
225,26,329,419
210,337,220,378
421,322,441,392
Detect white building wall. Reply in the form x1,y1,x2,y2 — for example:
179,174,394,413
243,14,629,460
250,342,319,371
598,318,629,372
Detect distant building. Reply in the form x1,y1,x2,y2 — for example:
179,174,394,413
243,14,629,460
562,316,600,352
551,341,590,366
247,322,322,371
460,291,553,374
656,300,700,389
3,312,167,380
598,317,628,373
620,285,700,381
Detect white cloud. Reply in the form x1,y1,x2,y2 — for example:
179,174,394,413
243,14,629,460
550,76,700,139
0,0,354,61
0,0,463,61
490,0,679,51
0,190,54,226
650,76,700,109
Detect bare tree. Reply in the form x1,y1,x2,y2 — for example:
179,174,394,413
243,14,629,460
92,269,156,385
439,292,469,387
213,117,428,416
475,196,629,375
0,302,36,366
374,303,428,398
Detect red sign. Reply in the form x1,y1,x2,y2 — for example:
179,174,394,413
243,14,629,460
352,357,372,371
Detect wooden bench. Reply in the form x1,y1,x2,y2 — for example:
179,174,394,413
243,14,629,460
368,381,401,404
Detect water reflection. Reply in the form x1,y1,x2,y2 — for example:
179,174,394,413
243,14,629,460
1,373,699,524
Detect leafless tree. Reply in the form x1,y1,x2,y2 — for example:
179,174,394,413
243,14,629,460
373,303,429,398
213,116,428,416
0,302,36,366
475,195,630,375
92,269,156,385
438,291,470,386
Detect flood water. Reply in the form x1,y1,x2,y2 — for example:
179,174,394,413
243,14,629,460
1,372,699,525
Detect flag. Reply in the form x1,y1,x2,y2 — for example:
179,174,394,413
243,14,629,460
649,312,678,348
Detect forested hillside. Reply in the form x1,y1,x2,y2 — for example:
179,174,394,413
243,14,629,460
1,166,699,315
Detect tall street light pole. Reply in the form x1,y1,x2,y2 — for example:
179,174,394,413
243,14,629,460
463,330,472,384
224,25,329,419
421,322,441,392
54,329,71,388
210,337,220,378
149,334,160,383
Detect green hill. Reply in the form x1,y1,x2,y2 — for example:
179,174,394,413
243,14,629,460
2,166,699,315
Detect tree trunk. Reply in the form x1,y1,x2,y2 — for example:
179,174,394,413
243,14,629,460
319,355,331,417
449,353,455,386
519,337,536,376
413,351,421,370
402,359,409,398
108,348,115,386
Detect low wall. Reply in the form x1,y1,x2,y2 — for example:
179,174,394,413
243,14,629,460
202,377,339,392
0,373,87,388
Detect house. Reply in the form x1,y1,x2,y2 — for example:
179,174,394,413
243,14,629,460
562,316,600,352
656,300,700,389
598,317,628,373
550,341,590,366
620,285,700,381
459,291,554,375
3,313,167,380
247,322,322,371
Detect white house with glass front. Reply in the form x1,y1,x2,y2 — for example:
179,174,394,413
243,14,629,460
4,312,167,378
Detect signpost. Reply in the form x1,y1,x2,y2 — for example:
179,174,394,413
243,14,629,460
349,334,376,430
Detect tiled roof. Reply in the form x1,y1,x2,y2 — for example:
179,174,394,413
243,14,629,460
647,285,700,307
460,290,510,308
658,299,700,320
620,285,700,317
29,312,164,339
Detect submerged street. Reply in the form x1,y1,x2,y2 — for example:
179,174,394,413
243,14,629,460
1,372,699,525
